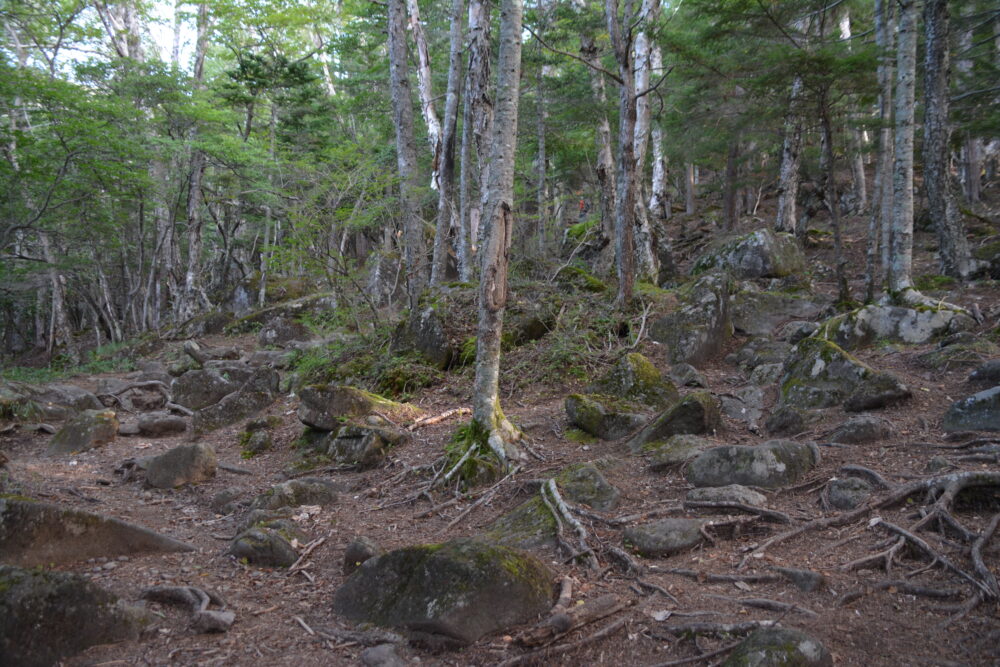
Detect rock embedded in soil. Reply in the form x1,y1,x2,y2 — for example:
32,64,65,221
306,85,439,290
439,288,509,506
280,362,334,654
250,477,341,511
227,527,298,568
685,440,820,489
650,272,732,366
777,320,820,343
193,367,280,433
686,484,768,507
778,337,911,412
137,411,188,437
969,360,1000,387
211,487,244,515
623,518,705,557
816,304,973,351
772,566,826,592
942,386,1000,432
588,352,680,407
720,386,765,429
360,644,407,667
0,565,147,667
298,384,420,431
750,363,784,387
731,289,826,337
722,627,832,666
46,409,119,455
309,423,409,469
643,434,714,471
764,406,814,436
918,339,1000,371
1,380,103,422
344,536,383,575
0,498,193,566
333,538,553,647
391,306,455,369
825,414,894,444
257,316,311,348
171,369,236,411
734,338,794,374
145,442,217,488
556,462,620,511
627,391,722,452
565,393,647,440
691,228,807,279
670,363,708,388
827,477,873,510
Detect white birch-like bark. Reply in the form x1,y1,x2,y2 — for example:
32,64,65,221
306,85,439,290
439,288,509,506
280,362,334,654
865,0,895,301
579,33,617,261
955,12,980,203
472,0,524,463
839,9,867,212
923,0,975,279
457,76,474,281
684,162,696,215
405,0,443,185
648,43,669,221
388,0,427,309
775,76,803,234
467,0,493,238
630,0,659,281
889,0,918,294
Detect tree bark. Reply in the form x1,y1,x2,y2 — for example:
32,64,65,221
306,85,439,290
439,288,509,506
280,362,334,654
839,9,867,213
472,0,524,465
457,71,474,281
865,0,895,301
579,33,617,265
430,0,465,285
923,0,975,279
467,0,494,250
888,0,918,294
387,0,427,309
819,93,850,305
723,141,739,230
775,76,803,235
648,43,669,222
684,162,696,215
630,0,660,282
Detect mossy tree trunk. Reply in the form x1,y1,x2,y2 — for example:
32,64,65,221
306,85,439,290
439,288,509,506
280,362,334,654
472,0,524,466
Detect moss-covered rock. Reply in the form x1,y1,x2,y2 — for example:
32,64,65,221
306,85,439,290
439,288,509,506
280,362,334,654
828,477,873,510
627,391,722,452
171,369,236,411
555,462,621,511
191,367,280,433
227,527,298,568
333,538,553,646
731,289,825,337
643,434,714,471
309,423,407,469
685,440,820,489
392,306,456,369
589,352,680,408
249,477,342,511
0,565,148,667
298,384,422,431
565,393,647,440
0,380,102,423
623,518,705,557
734,338,793,374
650,273,733,365
918,339,1000,371
723,627,832,666
969,359,1000,387
0,498,193,566
779,337,911,412
942,387,1000,432
46,409,118,455
555,265,608,292
692,228,807,279
815,304,973,350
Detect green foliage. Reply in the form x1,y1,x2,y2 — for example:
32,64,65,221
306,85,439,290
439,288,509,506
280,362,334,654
914,274,957,292
444,420,502,488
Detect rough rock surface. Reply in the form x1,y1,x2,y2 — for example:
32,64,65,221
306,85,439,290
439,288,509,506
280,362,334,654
734,339,793,374
650,273,732,365
136,412,188,437
0,565,146,667
686,484,768,507
817,305,973,350
391,307,454,369
627,392,722,452
685,440,820,489
298,385,420,431
723,627,832,666
720,386,765,430
344,537,382,576
192,367,279,433
170,370,236,411
0,380,103,422
588,353,679,407
250,477,341,510
333,538,552,646
969,360,1000,387
257,317,311,348
145,443,217,488
942,387,1000,432
0,498,193,566
565,393,647,440
828,477,873,510
779,337,911,412
731,289,825,337
623,518,705,557
643,434,714,471
227,527,298,567
692,228,807,279
46,409,119,455
825,415,894,444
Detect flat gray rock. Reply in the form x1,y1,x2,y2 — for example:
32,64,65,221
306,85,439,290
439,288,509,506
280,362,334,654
686,484,767,507
146,443,217,488
46,409,118,455
825,415,894,444
942,386,1000,432
624,518,705,557
685,440,820,489
723,627,832,666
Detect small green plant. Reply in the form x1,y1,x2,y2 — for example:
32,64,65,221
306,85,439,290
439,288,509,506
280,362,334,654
444,420,502,488
914,274,957,292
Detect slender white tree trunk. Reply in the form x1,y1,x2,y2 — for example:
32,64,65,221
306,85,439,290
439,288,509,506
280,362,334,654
775,76,803,234
631,0,659,282
648,44,669,221
889,0,918,294
472,0,524,464
839,9,867,213
865,0,895,301
579,33,617,265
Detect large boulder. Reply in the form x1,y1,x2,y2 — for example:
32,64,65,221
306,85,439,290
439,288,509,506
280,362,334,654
816,305,973,350
298,385,421,431
250,477,342,511
825,415,894,444
171,370,236,411
942,387,1000,432
304,423,409,469
627,391,722,452
136,411,188,437
828,477,873,510
588,353,679,408
257,317,311,348
192,367,280,433
227,528,298,568
333,538,552,646
145,443,217,488
565,394,646,440
731,289,826,337
0,565,147,667
733,338,793,375
642,434,715,471
969,360,1000,387
0,381,103,422
692,229,807,279
685,440,820,489
392,307,455,369
779,337,911,412
650,273,732,365
720,386,765,430
46,409,118,455
722,627,832,667
0,498,193,566
623,518,705,557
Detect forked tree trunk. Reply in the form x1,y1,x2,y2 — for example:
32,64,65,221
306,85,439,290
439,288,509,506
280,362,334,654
472,0,524,465
923,0,975,279
387,0,427,309
888,0,918,294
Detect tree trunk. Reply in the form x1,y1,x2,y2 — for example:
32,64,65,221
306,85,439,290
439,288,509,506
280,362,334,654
457,73,474,281
430,0,465,285
39,232,78,363
722,141,740,230
648,43,669,222
955,12,980,203
684,162,696,215
579,34,616,266
467,0,494,249
865,0,895,301
472,0,524,465
387,0,427,309
631,0,660,282
775,76,803,235
923,0,975,279
888,0,918,295
819,93,851,306
839,9,867,213
535,54,549,256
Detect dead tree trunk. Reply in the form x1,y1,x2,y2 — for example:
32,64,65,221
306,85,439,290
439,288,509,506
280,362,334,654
775,77,804,235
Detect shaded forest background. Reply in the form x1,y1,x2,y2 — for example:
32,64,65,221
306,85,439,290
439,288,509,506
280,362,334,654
1,0,998,367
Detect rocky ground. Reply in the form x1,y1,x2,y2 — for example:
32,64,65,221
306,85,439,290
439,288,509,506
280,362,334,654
3,209,1000,666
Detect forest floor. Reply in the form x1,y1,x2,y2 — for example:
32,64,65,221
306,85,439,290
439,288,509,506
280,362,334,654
3,200,1000,666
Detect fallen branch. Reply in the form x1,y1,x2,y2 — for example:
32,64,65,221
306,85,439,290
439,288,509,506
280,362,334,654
660,620,775,637
218,462,253,475
545,479,598,570
407,407,470,431
704,594,817,617
516,593,625,647
836,579,964,606
657,568,781,585
501,615,628,666
443,468,518,530
288,536,327,574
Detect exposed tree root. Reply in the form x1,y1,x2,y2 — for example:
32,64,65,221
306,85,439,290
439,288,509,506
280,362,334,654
516,593,625,647
684,500,791,524
836,580,964,607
